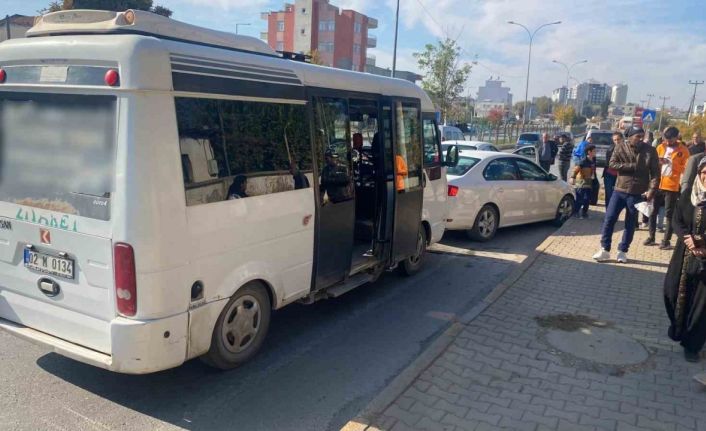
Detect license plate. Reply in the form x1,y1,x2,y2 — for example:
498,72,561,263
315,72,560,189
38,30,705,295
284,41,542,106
24,249,74,279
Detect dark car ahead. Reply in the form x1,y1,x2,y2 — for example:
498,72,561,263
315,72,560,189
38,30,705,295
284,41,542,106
516,132,540,149
585,130,613,167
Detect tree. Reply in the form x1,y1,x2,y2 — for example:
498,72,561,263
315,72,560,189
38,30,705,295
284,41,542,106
535,96,552,116
307,50,324,66
554,105,576,126
487,108,504,127
43,0,172,17
414,38,473,123
513,101,527,120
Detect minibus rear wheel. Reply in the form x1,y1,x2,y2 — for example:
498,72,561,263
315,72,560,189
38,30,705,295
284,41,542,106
400,227,427,276
201,281,271,370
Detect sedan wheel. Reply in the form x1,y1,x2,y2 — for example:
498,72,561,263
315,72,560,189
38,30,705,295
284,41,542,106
467,205,499,242
554,195,575,226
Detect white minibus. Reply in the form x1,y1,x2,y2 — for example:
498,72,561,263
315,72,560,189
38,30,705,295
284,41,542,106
0,10,457,373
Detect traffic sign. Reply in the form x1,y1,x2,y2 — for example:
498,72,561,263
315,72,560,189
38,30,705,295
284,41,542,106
642,109,657,123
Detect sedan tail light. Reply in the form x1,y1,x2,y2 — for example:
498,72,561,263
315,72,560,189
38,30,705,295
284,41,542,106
448,185,459,197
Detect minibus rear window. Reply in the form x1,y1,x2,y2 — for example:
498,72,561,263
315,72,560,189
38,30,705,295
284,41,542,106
0,92,116,221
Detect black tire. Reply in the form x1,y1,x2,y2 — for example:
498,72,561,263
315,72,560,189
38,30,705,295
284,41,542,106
467,204,499,242
553,194,575,226
201,282,271,370
400,226,427,276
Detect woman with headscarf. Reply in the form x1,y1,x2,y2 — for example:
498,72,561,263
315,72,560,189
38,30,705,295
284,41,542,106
664,157,706,362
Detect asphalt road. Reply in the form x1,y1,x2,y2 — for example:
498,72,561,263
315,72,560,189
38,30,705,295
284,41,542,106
0,223,557,431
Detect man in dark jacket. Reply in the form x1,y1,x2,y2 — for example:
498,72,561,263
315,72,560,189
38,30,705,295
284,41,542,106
688,132,704,156
557,134,574,181
538,133,558,171
593,126,660,263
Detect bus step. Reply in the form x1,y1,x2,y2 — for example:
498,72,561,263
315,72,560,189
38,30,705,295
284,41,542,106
327,273,375,298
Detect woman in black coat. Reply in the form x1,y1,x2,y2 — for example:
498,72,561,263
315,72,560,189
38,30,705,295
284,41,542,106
664,158,706,362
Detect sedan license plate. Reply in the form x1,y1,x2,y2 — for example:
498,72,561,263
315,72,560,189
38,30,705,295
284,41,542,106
24,249,74,279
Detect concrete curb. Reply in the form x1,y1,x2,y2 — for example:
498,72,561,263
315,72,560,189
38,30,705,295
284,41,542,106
341,220,574,431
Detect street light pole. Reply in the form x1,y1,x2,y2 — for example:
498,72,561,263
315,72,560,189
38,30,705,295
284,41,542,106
235,22,251,35
552,59,587,105
392,0,400,78
658,96,670,132
646,93,654,108
508,20,561,129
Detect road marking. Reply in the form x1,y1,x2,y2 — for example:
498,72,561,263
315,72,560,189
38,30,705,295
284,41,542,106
429,243,527,263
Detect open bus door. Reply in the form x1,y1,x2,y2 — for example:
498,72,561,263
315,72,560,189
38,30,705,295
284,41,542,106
388,99,424,261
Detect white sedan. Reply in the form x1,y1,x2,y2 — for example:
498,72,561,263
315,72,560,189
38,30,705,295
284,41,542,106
446,151,575,241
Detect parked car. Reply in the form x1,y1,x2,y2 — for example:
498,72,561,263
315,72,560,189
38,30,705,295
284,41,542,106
585,130,613,167
512,145,537,163
516,132,540,149
446,152,575,241
442,141,499,153
439,125,466,142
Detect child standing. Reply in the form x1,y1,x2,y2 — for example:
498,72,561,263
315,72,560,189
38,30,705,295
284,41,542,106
570,144,596,219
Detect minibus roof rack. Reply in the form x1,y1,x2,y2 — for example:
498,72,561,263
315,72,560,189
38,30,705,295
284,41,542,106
26,9,278,57
278,51,311,63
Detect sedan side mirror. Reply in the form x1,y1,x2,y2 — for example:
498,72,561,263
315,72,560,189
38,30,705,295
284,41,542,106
444,145,459,168
546,173,558,181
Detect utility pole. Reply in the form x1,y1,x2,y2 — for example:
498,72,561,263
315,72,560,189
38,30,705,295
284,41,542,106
391,0,400,78
5,15,10,41
687,80,704,125
646,93,654,108
658,96,670,132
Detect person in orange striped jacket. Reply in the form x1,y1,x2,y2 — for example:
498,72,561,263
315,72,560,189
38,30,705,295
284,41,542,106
645,126,689,249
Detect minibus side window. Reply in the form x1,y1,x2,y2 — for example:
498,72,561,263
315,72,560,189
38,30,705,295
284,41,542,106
394,102,422,191
422,118,440,167
175,97,312,206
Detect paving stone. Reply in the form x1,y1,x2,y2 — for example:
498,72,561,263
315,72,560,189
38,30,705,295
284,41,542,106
434,399,468,419
409,401,445,422
498,416,538,431
440,413,478,431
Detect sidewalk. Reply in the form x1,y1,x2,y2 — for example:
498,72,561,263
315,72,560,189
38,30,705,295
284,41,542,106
345,207,706,431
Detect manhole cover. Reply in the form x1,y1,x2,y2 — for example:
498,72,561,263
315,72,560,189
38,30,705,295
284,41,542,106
546,327,648,365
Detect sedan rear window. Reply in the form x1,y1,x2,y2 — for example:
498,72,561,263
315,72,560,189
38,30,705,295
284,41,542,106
447,156,480,176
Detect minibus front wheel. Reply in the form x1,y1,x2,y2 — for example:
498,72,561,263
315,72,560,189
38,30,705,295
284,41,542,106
201,281,272,370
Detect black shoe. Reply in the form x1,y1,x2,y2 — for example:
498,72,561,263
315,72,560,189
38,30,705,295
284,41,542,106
685,348,700,363
643,238,656,246
659,242,673,250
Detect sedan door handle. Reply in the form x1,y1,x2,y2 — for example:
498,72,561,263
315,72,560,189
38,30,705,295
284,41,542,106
497,187,504,193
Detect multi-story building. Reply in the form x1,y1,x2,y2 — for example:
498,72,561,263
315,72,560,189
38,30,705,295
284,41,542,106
0,14,34,41
552,87,568,105
568,80,611,112
475,77,512,118
611,83,628,106
261,0,377,72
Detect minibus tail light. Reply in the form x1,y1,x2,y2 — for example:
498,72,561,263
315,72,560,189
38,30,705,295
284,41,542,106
448,185,459,197
114,242,137,317
104,69,120,87
0,69,6,84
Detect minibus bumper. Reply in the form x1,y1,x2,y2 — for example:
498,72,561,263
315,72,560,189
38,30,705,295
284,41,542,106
0,313,188,374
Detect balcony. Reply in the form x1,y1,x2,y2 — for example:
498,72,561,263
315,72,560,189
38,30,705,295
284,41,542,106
367,17,378,29
366,36,376,48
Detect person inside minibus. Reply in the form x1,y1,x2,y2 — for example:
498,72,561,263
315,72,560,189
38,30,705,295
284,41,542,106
320,149,351,203
227,175,249,199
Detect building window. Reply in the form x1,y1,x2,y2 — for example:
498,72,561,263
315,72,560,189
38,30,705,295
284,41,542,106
353,43,361,54
300,28,305,35
276,41,284,51
301,7,307,14
318,20,335,32
317,42,334,52
175,98,313,206
277,21,285,32
354,22,361,33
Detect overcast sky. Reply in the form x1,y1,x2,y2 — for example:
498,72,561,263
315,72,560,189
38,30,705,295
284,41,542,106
4,0,706,110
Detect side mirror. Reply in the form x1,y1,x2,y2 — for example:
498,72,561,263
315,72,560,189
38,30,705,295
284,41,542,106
444,145,459,167
547,173,558,181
